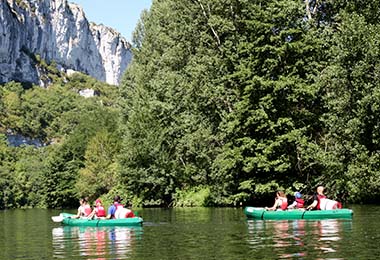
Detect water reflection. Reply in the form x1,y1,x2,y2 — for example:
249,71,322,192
312,219,348,257
247,219,352,259
52,226,143,259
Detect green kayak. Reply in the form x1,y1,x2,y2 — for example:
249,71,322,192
52,213,143,227
244,207,353,220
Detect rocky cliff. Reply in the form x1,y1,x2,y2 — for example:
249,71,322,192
0,0,132,86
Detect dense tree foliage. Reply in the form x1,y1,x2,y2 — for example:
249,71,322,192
210,0,327,205
120,0,228,206
121,0,322,206
119,0,380,206
316,12,380,202
0,74,122,209
1,0,380,209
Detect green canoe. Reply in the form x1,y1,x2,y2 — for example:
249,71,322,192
244,207,353,220
52,213,143,227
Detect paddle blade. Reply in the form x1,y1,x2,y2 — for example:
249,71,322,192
51,215,64,223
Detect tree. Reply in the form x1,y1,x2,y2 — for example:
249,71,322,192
76,129,121,201
317,12,380,202
0,134,16,209
12,146,47,208
120,0,328,205
0,82,24,133
120,0,229,205
209,0,328,204
41,102,120,208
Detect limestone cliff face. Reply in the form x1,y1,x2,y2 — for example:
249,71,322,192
0,0,132,85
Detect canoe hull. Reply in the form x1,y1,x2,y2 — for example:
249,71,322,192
244,207,353,220
60,213,143,227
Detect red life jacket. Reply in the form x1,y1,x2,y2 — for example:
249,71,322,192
83,205,92,216
279,197,288,210
96,206,106,217
116,203,123,209
295,198,304,208
125,210,135,218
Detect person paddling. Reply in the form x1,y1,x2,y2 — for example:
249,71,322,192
265,191,288,211
287,192,304,209
306,186,342,210
72,197,92,219
88,198,106,219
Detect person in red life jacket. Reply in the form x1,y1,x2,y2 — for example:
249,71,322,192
306,186,342,210
307,186,326,210
72,197,92,219
287,192,305,209
88,199,107,219
265,191,288,211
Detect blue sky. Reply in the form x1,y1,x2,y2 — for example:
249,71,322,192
70,0,152,42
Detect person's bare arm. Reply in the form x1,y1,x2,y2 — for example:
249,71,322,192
71,208,81,219
265,199,278,211
307,200,317,210
87,208,96,219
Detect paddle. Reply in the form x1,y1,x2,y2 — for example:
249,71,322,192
51,215,64,223
51,214,93,222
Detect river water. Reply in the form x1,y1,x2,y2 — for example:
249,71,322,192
0,205,378,260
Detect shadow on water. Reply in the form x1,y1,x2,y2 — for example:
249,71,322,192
52,225,143,259
246,218,353,259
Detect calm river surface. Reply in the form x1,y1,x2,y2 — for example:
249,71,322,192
0,205,379,260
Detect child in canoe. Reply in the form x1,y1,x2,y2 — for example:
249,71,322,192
71,197,92,219
265,191,288,211
88,198,107,219
287,192,305,209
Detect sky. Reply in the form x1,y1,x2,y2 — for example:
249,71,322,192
70,0,152,42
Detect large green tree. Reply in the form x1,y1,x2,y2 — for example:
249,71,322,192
120,0,328,205
317,12,380,202
76,129,121,201
121,0,233,205
42,103,121,208
211,0,327,204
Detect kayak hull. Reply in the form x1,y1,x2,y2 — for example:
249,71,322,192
244,207,353,220
60,213,143,227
